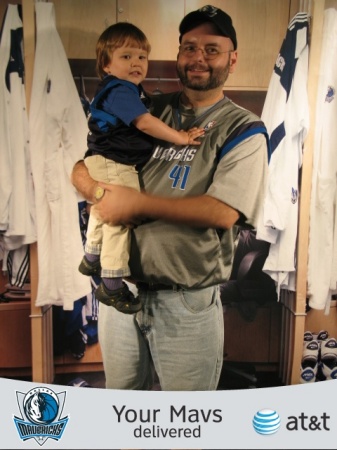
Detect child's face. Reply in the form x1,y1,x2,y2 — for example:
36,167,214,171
104,44,149,85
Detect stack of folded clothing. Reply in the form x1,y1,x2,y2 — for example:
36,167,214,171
0,282,31,302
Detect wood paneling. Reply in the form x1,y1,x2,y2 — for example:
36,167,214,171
186,0,291,89
0,301,32,369
54,342,103,374
223,302,282,363
305,302,337,337
53,0,117,59
116,0,184,61
53,0,291,88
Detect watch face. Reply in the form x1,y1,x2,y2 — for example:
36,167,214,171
95,186,105,200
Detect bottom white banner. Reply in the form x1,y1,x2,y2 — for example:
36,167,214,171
0,376,336,449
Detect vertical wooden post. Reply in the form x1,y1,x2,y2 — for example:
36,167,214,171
22,0,54,383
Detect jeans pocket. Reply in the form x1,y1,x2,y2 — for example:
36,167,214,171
179,286,218,314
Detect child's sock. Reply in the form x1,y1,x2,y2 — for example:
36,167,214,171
85,252,99,263
102,277,123,291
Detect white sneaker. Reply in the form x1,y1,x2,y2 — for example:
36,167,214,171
300,340,319,383
303,330,329,346
320,338,337,380
303,331,314,343
313,330,329,345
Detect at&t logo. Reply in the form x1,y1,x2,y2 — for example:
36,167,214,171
253,409,281,435
253,409,331,435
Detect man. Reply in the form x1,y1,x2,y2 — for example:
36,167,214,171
72,5,269,391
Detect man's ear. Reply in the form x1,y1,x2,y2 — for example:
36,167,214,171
229,50,238,73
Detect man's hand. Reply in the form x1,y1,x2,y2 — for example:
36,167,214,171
94,183,144,228
71,161,145,228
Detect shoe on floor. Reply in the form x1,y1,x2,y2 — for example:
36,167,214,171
68,329,86,360
67,377,92,388
300,340,319,383
303,330,329,346
95,281,142,314
303,330,314,343
314,330,329,342
78,256,101,276
320,338,337,380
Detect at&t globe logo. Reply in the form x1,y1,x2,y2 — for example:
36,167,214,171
253,409,281,435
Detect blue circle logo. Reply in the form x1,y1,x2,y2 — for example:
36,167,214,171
253,409,281,435
23,387,59,425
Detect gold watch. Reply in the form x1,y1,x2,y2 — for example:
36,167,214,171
94,185,105,202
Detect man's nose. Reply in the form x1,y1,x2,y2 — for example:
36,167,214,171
193,48,207,60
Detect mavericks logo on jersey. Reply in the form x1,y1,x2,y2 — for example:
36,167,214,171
291,187,298,204
13,386,69,445
152,120,216,162
325,86,335,103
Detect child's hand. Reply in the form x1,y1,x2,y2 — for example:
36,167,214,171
176,127,205,145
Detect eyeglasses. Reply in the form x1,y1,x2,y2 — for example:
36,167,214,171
178,45,233,60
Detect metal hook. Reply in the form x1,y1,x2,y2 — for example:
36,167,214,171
152,77,163,95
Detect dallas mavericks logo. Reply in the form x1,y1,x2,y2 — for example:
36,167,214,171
291,187,298,204
13,387,69,446
199,5,218,17
204,120,216,131
325,86,335,103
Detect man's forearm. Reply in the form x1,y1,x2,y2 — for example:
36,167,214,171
139,193,240,229
96,182,239,230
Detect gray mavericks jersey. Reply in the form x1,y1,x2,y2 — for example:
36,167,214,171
129,92,269,288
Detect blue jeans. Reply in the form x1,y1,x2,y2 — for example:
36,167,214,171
98,285,224,390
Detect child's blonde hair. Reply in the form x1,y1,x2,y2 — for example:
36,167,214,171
96,22,151,79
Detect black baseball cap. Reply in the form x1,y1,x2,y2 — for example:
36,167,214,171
179,5,237,50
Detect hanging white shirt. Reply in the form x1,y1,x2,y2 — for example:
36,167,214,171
307,9,337,313
256,13,310,296
29,2,91,310
0,4,36,250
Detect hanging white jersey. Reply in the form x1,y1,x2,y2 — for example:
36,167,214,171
256,12,309,296
0,5,36,250
307,9,337,312
29,2,91,310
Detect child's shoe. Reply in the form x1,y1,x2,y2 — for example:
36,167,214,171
95,281,142,314
78,256,101,276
